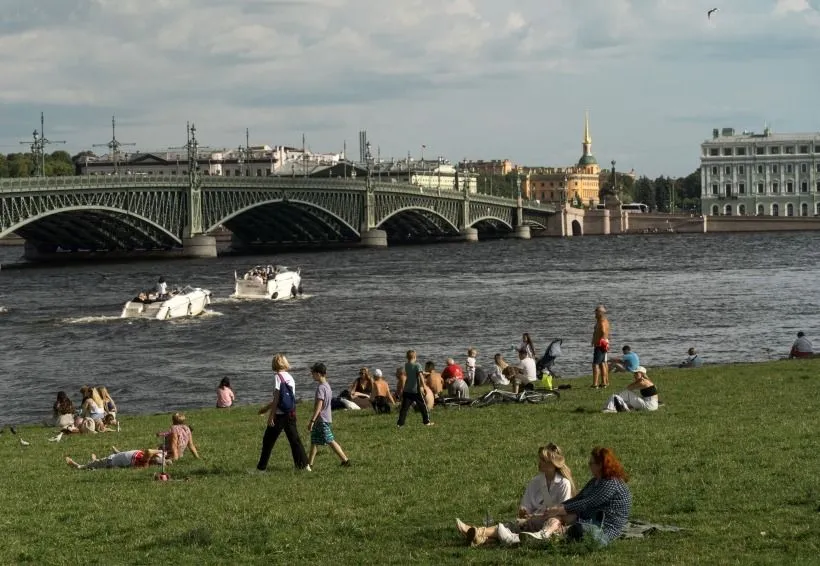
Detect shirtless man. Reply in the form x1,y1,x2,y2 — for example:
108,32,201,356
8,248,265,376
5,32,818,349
591,304,610,388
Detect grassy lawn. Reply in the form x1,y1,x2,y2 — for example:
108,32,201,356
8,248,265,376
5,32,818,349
2,360,819,565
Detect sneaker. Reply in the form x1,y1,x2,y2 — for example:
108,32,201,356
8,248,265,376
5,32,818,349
340,460,351,467
304,465,312,472
520,530,549,546
497,523,520,545
602,408,617,413
424,422,435,427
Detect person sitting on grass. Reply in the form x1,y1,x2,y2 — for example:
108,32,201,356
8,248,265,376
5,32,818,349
511,349,537,394
65,448,164,470
503,446,631,547
157,413,200,461
609,345,640,373
678,347,703,368
602,367,659,413
456,443,575,547
307,362,350,468
789,332,814,359
370,369,396,414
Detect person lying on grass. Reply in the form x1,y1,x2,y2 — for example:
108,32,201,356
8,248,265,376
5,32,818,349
496,446,632,547
456,443,575,547
65,448,164,470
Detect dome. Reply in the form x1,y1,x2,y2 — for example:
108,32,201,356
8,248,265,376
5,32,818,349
578,154,598,166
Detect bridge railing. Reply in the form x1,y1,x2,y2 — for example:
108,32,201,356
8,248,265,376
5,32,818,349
0,175,186,193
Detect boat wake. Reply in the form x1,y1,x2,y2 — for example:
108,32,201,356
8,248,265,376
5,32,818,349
61,315,122,324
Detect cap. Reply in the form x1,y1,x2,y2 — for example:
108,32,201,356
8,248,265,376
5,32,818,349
373,369,383,377
635,366,647,374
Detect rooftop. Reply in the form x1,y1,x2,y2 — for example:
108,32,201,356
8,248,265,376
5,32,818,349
704,128,820,144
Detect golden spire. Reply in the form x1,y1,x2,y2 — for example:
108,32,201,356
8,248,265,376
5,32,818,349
583,111,591,145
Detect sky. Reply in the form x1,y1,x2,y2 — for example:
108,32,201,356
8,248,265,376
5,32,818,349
0,0,819,177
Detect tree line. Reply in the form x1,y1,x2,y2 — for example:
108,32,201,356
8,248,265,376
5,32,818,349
0,151,79,177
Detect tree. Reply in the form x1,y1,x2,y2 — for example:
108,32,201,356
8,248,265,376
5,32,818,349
6,153,33,177
632,176,655,210
45,151,75,176
654,176,671,212
0,154,8,178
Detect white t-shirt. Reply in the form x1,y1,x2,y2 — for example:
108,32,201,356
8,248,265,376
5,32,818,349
793,336,813,353
111,450,141,468
517,357,537,382
519,472,573,515
274,371,296,414
465,357,476,381
157,281,168,295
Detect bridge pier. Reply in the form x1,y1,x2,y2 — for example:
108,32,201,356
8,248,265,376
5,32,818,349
459,228,479,242
182,235,217,258
360,229,387,247
514,225,531,239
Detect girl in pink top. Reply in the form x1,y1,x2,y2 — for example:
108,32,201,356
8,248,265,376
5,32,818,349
216,377,235,408
157,413,200,461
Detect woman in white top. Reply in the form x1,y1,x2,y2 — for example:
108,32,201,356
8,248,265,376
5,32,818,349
487,353,510,386
457,443,576,546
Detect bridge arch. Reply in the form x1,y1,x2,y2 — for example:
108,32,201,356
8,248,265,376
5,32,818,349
1,205,182,251
467,215,514,230
378,206,459,232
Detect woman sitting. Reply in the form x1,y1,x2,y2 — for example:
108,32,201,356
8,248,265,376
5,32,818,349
52,391,76,430
602,367,659,413
97,386,118,427
345,367,374,409
80,386,107,431
456,443,575,547
520,446,632,546
487,353,511,387
157,412,200,461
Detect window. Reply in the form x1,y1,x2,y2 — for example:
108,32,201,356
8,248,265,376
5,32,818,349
257,169,262,177
709,148,719,156
787,203,794,216
772,203,780,216
801,182,808,193
757,204,765,215
770,146,780,154
773,182,779,193
225,170,231,176
817,181,820,192
739,165,745,175
757,183,764,194
171,170,176,176
772,165,779,174
756,146,765,155
801,163,808,173
711,166,718,175
725,204,733,215
799,145,809,154
739,183,746,194
801,203,809,217
725,166,731,175
816,163,820,173
712,184,718,195
723,147,733,156
786,164,793,174
787,181,794,193
785,146,795,154
711,205,719,216
757,165,764,174
725,183,732,195
737,147,747,156
739,204,746,215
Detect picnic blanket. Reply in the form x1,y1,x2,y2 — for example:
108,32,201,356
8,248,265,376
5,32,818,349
621,519,686,539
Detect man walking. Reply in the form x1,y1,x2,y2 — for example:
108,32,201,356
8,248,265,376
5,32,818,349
591,304,610,388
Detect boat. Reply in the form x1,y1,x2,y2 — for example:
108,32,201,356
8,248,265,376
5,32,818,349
232,265,302,300
120,286,212,320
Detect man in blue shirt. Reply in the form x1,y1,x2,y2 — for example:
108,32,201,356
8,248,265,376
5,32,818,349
610,345,640,373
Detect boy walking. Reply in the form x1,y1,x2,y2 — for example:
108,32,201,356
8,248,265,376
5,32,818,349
397,349,434,427
307,362,350,468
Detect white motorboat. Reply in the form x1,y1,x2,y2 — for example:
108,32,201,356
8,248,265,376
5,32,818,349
232,265,302,300
121,286,212,320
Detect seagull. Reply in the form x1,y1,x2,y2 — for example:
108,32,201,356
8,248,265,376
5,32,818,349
48,432,64,443
19,439,30,447
707,8,719,20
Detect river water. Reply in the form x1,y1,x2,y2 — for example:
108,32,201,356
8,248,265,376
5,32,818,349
1,232,817,425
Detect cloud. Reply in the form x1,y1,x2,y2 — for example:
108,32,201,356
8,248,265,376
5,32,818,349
0,0,818,177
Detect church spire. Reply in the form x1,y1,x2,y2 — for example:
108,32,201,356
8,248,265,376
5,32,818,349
583,111,591,148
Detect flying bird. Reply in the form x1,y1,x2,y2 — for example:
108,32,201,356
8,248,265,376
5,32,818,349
19,439,30,447
707,8,719,20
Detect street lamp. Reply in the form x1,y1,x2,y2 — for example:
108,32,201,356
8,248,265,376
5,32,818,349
562,174,568,205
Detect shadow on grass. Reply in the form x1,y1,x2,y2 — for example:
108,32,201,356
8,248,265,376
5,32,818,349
139,526,214,551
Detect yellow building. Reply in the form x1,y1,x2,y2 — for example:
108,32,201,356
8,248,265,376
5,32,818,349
522,113,601,205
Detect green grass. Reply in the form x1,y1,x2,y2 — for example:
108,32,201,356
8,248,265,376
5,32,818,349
2,360,820,565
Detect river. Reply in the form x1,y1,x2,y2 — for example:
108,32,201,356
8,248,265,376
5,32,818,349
1,231,817,425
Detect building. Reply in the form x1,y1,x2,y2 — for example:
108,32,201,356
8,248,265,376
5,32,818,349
521,113,602,205
461,159,516,175
372,158,477,193
701,126,820,217
77,145,344,177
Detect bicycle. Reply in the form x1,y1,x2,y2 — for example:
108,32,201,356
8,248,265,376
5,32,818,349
470,386,559,408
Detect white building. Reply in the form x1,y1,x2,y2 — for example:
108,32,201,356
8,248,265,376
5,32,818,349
78,145,344,177
701,127,820,217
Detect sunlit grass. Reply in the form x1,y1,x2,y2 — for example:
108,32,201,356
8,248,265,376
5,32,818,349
2,360,819,565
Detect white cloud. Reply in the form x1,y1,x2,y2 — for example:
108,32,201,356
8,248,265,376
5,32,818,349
0,0,818,176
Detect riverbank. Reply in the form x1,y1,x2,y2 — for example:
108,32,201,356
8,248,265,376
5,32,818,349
1,359,817,564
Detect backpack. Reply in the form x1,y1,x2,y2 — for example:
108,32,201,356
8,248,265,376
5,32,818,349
277,374,296,413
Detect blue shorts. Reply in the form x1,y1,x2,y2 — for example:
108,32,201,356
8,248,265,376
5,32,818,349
310,420,335,446
593,347,607,365
569,517,611,546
